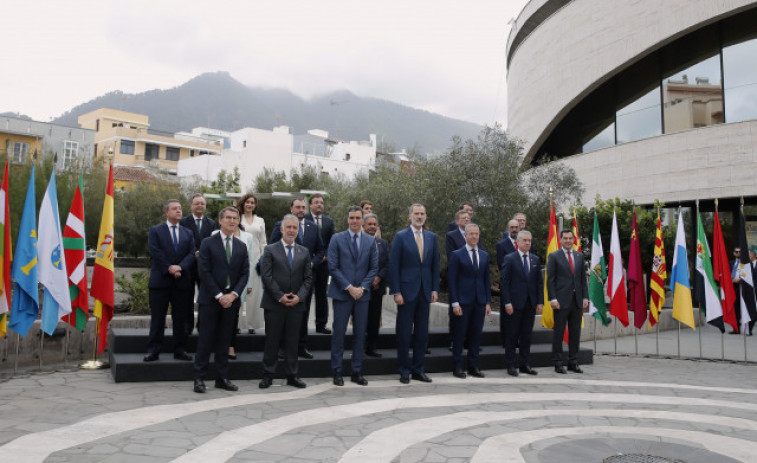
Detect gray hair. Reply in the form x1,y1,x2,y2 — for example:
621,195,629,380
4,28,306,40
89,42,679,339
464,223,480,233
408,203,425,214
517,230,532,240
281,213,299,227
363,213,378,225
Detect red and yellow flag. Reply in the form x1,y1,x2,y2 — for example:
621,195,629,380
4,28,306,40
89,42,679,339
541,203,559,329
572,211,581,252
0,161,12,337
90,165,114,354
648,210,666,328
63,174,88,331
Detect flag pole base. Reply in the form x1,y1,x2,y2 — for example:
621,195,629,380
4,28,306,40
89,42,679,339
78,359,109,370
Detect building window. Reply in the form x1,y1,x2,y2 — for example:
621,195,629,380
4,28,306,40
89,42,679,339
12,142,29,163
145,143,159,161
243,140,247,148
190,149,196,157
662,54,723,134
120,140,135,155
616,87,662,144
723,37,757,123
63,140,79,169
166,147,180,161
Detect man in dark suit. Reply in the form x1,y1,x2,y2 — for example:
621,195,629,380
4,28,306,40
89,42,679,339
446,202,474,233
306,193,335,334
192,207,250,393
270,197,325,359
363,213,389,358
179,193,217,334
547,229,589,374
502,213,538,258
500,230,543,376
144,199,195,362
447,223,491,379
496,219,520,269
731,248,742,334
259,214,313,389
390,203,440,384
327,206,378,386
445,210,470,261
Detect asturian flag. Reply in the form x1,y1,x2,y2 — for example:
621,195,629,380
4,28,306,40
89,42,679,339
38,170,72,335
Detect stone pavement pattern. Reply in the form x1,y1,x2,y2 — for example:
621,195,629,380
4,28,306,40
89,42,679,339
1,356,756,462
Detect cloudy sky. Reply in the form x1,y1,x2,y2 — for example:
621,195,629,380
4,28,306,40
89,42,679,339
1,0,527,127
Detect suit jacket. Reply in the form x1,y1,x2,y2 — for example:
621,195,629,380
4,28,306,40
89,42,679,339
148,223,195,290
327,231,379,302
260,241,313,311
270,218,325,267
501,231,539,258
445,229,466,262
500,251,543,310
496,237,517,269
374,237,390,292
180,215,217,252
305,213,335,256
446,221,458,233
196,233,250,304
447,246,491,307
389,226,440,302
547,248,588,309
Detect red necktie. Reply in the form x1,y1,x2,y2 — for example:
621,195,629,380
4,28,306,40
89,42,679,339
514,239,518,251
567,250,574,273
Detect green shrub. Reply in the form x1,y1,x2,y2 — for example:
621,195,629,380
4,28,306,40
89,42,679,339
116,271,150,314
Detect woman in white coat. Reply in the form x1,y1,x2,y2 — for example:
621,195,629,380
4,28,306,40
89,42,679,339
237,193,266,334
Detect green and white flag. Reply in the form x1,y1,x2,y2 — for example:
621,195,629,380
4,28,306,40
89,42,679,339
589,212,609,325
695,212,723,331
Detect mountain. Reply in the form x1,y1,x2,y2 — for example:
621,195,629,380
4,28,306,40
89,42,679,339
53,72,481,154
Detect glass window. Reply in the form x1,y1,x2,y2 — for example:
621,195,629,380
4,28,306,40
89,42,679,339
166,147,180,161
63,140,78,169
145,143,159,161
120,140,135,155
662,54,723,134
12,142,29,163
582,122,615,153
616,87,662,143
723,37,757,123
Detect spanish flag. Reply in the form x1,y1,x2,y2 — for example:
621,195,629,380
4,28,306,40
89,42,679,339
541,203,559,328
90,165,115,354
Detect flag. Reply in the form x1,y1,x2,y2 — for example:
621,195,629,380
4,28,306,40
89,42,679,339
589,211,609,326
712,210,738,332
671,209,695,329
541,203,559,329
628,209,646,328
0,161,11,337
90,165,115,354
695,212,723,332
649,210,667,328
8,166,39,337
734,208,757,332
63,174,88,331
572,211,581,251
607,210,629,326
39,170,72,335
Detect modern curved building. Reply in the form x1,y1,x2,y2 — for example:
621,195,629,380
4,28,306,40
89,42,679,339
507,0,757,207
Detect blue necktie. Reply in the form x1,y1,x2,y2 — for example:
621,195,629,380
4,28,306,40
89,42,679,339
171,225,178,252
471,248,478,268
298,223,304,242
352,233,359,260
287,245,294,268
523,253,529,276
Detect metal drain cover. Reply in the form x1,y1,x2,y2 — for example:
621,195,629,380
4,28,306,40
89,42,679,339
604,455,684,463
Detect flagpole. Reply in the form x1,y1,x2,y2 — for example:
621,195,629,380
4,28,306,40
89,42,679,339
79,314,108,370
593,316,597,353
655,205,661,357
63,324,71,367
696,200,703,360
741,196,749,363
613,206,618,355
14,332,20,375
39,327,44,371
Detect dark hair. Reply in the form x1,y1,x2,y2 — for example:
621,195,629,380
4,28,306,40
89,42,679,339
218,206,240,221
347,205,363,215
290,196,306,207
559,229,574,238
237,193,258,215
360,200,373,208
309,193,324,204
163,199,181,212
191,193,205,201
459,201,473,210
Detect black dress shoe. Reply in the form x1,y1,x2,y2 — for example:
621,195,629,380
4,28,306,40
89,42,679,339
193,379,206,393
411,372,432,383
453,368,467,379
298,349,314,359
568,364,583,373
519,365,538,375
259,376,273,389
248,329,255,335
316,326,332,334
555,365,567,374
399,374,410,384
228,353,237,360
333,373,344,386
729,330,739,335
143,353,159,362
287,376,307,388
365,350,383,358
507,367,519,377
215,378,238,391
174,352,193,361
351,373,368,386
467,367,485,378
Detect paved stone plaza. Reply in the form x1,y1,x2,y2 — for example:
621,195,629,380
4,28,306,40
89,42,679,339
1,347,756,463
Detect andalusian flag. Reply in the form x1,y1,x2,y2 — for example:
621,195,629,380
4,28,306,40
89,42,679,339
735,208,757,332
63,174,88,331
589,212,609,326
649,210,667,328
695,212,723,331
628,209,646,328
0,161,11,337
712,210,737,332
608,210,629,326
541,203,559,329
90,165,115,354
671,209,695,329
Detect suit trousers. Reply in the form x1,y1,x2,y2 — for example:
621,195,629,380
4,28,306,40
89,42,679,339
313,263,330,328
503,304,536,368
330,299,369,373
451,304,486,368
365,288,384,352
147,287,191,355
193,299,238,380
552,300,582,365
298,288,315,350
264,307,304,377
395,294,430,376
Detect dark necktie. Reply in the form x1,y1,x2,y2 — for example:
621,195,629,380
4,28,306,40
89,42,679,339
171,225,178,252
568,250,575,273
298,223,304,241
316,216,322,229
353,233,360,260
471,248,478,268
523,253,529,276
225,236,232,286
196,218,202,233
287,245,294,268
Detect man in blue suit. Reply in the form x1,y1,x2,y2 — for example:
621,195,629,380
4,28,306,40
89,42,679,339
447,223,491,379
306,193,335,334
500,230,543,376
327,206,378,386
362,213,390,358
390,203,440,384
144,199,195,362
445,210,470,261
270,197,325,358
446,202,474,233
496,219,520,269
192,207,250,393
